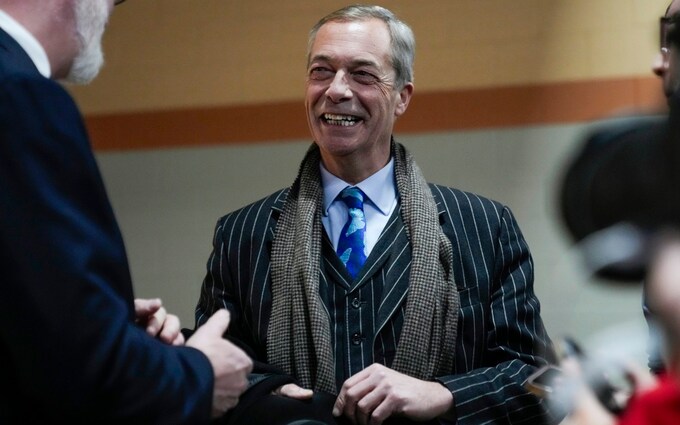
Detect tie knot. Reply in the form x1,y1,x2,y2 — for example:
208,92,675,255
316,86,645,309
339,186,365,210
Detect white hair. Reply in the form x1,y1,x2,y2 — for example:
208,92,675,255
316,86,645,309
66,0,110,84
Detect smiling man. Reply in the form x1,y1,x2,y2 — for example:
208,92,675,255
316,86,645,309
195,5,557,425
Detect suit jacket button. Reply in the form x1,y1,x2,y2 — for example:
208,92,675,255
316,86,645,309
351,297,361,309
351,332,363,345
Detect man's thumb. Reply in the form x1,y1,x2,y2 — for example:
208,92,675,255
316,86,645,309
198,309,231,337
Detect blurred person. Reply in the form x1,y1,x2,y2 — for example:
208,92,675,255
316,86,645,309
560,0,680,378
644,0,680,376
556,235,680,425
193,4,557,425
555,4,680,421
0,0,252,422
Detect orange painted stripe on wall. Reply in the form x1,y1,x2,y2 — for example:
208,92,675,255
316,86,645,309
86,77,665,152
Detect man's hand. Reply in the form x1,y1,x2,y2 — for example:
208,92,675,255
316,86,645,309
186,309,253,418
134,298,184,346
273,383,314,399
332,364,453,425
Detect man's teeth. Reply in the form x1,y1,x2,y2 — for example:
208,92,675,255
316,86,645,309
324,113,359,126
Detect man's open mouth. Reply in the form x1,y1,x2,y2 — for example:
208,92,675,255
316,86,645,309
322,113,361,126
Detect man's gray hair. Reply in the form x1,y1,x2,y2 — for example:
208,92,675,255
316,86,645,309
307,5,415,89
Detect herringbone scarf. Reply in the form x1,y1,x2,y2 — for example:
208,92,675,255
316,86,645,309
268,141,459,393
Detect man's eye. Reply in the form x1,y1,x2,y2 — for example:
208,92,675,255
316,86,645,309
309,67,334,80
352,71,378,84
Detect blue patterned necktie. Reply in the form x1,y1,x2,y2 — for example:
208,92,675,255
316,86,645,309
336,186,367,278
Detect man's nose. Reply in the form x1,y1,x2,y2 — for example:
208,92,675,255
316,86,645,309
652,51,668,77
325,71,353,102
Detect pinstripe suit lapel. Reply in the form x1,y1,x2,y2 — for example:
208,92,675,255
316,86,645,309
266,190,288,255
373,208,411,335
374,192,448,337
431,187,447,218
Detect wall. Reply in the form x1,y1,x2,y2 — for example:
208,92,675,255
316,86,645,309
71,0,671,361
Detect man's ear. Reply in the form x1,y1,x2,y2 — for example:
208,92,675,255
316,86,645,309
395,82,414,117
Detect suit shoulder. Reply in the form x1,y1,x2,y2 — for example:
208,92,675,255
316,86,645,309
0,74,90,163
0,72,73,103
216,188,289,225
428,183,506,213
0,73,82,130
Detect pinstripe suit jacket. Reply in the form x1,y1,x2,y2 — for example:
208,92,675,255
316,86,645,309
196,180,557,424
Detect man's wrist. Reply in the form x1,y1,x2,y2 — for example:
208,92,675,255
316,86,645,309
433,379,456,421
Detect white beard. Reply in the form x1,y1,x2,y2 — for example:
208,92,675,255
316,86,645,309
66,0,110,84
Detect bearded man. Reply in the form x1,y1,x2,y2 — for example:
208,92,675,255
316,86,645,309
0,0,252,422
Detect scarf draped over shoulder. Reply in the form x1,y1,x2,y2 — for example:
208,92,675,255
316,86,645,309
268,141,459,393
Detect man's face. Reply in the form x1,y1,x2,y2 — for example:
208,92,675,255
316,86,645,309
653,0,680,99
304,19,412,176
67,0,113,84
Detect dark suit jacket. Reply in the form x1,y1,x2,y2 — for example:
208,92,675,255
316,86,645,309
0,28,213,423
196,180,559,424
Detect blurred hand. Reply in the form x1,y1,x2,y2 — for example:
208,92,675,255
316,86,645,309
559,355,657,425
561,387,616,425
332,363,453,425
559,356,616,425
186,309,253,418
134,298,184,346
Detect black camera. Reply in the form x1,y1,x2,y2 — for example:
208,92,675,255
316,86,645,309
558,93,680,282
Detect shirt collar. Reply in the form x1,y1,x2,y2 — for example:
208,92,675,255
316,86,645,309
321,157,397,216
0,9,51,78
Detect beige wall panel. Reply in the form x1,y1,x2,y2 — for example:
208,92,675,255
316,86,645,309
70,0,670,114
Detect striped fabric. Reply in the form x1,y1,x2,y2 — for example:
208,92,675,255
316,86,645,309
196,182,558,425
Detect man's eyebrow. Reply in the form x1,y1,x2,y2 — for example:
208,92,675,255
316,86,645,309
309,54,332,64
308,55,380,69
351,59,380,69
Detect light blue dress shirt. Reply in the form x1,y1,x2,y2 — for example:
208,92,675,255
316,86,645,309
320,159,398,256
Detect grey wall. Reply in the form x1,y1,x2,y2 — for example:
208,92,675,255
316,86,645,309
97,122,649,362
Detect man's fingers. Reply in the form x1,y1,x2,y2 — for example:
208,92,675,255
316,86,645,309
198,309,231,337
171,332,185,346
275,383,314,399
157,312,183,344
134,298,162,318
333,393,345,417
145,306,166,336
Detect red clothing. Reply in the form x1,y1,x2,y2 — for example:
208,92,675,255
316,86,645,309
618,376,680,425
